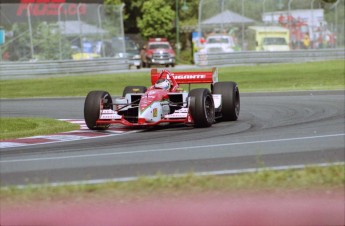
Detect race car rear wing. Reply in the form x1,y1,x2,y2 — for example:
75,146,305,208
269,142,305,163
151,67,218,85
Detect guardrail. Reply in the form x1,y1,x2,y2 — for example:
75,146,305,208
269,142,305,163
196,48,345,66
0,57,129,78
1,49,343,78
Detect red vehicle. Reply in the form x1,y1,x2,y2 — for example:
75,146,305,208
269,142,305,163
84,68,240,129
141,38,176,68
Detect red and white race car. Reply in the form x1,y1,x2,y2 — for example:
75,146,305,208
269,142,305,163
84,68,240,129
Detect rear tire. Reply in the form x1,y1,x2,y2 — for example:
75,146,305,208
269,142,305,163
122,86,147,97
84,91,113,130
213,82,240,121
189,88,215,128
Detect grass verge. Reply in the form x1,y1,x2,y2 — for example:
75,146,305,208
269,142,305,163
0,60,344,98
1,164,344,203
0,118,79,140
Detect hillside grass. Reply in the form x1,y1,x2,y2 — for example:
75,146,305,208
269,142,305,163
1,164,344,203
0,60,344,99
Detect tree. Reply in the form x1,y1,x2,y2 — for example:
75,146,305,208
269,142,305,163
104,0,144,33
104,0,122,5
33,22,72,60
178,0,199,32
122,0,145,33
137,0,175,40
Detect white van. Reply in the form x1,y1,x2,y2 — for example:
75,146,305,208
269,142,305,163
201,35,235,53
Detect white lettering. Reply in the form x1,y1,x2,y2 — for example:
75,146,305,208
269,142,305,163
174,75,206,80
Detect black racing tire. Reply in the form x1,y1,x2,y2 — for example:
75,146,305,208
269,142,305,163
122,86,147,97
189,88,215,128
84,91,113,130
213,82,240,121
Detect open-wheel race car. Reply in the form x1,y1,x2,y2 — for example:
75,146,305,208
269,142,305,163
84,68,240,129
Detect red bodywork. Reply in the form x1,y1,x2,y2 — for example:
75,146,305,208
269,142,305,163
96,68,218,127
150,68,216,86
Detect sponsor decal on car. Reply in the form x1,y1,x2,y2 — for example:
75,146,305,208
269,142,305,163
153,108,158,117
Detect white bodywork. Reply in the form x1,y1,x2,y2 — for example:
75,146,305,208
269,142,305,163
99,92,222,121
139,101,166,123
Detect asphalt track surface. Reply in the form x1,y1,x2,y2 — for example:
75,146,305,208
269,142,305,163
0,90,344,187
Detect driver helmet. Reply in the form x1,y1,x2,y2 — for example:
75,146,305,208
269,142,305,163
154,78,171,90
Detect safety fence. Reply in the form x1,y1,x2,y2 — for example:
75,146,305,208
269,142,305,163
0,3,125,62
195,48,344,66
194,0,344,55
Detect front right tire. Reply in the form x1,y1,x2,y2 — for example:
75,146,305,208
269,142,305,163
84,91,113,130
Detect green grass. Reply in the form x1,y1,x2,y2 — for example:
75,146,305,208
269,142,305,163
0,60,344,99
1,164,343,203
219,60,345,92
0,118,79,140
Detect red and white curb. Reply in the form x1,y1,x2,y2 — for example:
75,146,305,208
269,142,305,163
0,119,140,149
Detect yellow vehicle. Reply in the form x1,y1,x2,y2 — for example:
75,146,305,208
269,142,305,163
71,40,115,60
247,26,290,51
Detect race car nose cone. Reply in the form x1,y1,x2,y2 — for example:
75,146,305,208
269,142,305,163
138,118,146,124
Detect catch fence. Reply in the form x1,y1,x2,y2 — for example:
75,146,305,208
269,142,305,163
0,3,125,62
194,0,344,62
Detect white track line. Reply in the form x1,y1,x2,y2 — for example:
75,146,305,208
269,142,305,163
1,133,344,163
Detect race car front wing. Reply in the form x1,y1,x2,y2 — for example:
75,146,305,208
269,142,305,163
96,108,192,127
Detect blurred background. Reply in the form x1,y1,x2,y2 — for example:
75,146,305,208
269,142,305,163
0,0,343,65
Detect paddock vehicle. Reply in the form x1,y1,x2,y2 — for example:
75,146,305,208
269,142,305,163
84,68,240,129
200,35,235,53
141,38,175,68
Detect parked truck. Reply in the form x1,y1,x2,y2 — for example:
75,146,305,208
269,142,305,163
247,26,290,51
141,38,175,68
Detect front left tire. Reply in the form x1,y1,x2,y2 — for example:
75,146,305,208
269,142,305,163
188,88,215,128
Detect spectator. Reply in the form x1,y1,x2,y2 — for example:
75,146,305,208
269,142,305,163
303,32,310,49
